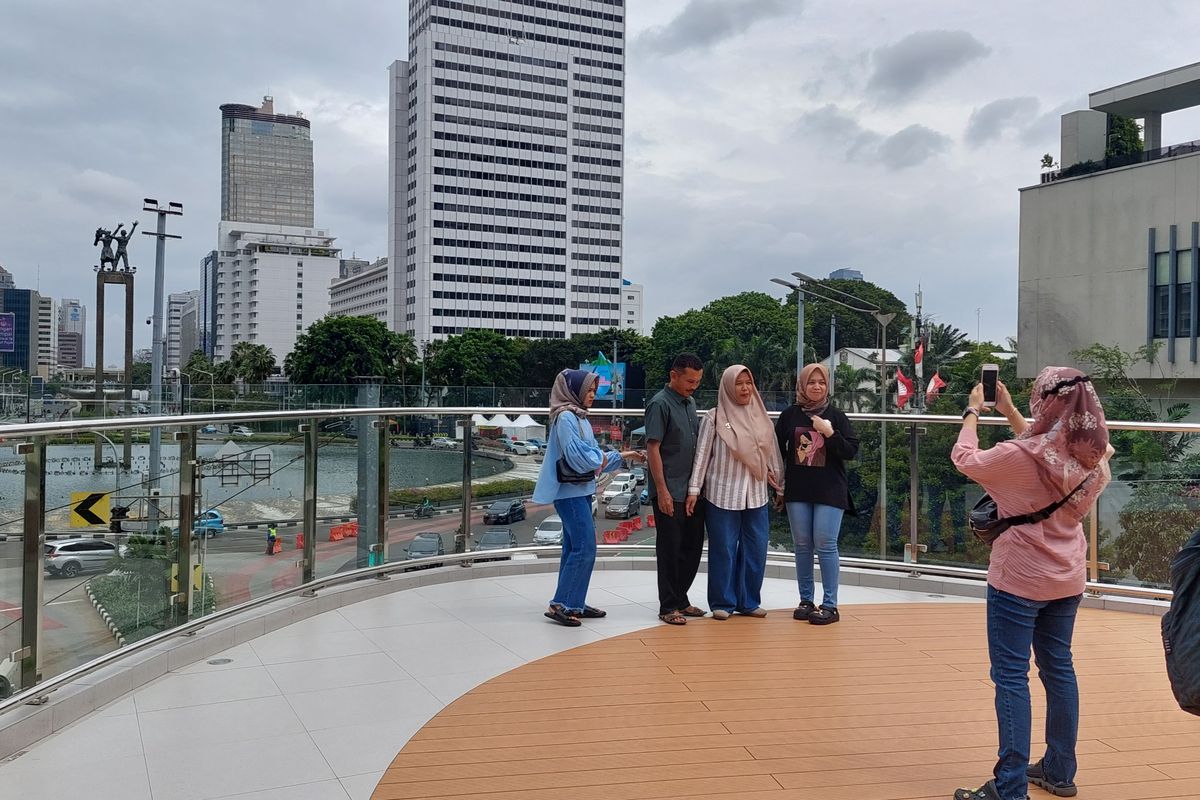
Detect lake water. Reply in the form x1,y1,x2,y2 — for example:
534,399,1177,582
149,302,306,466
0,442,509,530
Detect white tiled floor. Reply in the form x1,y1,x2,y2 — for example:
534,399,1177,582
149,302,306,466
0,569,974,800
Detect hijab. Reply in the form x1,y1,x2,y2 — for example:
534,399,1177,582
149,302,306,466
796,363,830,415
549,369,598,425
1012,366,1112,511
714,365,777,482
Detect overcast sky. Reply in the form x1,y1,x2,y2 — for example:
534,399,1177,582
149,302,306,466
3,0,1200,363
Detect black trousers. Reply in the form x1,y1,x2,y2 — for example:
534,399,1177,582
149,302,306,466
654,497,705,615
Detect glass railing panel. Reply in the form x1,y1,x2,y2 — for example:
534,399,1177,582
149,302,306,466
0,436,26,699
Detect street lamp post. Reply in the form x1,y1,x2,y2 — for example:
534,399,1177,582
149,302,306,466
769,277,804,375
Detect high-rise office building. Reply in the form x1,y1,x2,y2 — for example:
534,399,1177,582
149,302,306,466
179,295,201,365
388,0,626,342
200,250,218,359
0,288,39,374
330,257,389,323
167,290,200,371
0,265,14,290
35,295,58,377
57,298,85,368
220,97,314,227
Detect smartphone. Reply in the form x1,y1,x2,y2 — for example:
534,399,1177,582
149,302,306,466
980,364,999,408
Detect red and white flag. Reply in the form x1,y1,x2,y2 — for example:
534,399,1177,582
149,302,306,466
925,371,947,404
896,369,914,409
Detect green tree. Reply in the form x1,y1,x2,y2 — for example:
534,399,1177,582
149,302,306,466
831,364,880,412
517,337,585,390
645,309,732,388
131,348,152,386
425,329,523,388
1106,115,1144,159
284,316,416,385
229,342,277,383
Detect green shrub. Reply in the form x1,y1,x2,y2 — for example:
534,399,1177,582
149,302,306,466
350,478,536,512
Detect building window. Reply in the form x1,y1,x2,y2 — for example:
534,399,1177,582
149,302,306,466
1179,250,1193,337
1154,251,1170,338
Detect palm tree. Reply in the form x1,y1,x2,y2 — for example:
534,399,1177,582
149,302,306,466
832,364,880,412
229,342,276,384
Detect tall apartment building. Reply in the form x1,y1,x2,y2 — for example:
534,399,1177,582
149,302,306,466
619,279,642,333
221,97,314,227
35,295,58,377
212,222,340,364
388,0,626,342
167,290,200,371
212,97,338,368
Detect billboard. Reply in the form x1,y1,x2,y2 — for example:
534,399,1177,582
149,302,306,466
0,312,13,353
579,361,626,401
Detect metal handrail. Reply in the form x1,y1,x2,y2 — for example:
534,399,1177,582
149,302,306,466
5,405,1200,438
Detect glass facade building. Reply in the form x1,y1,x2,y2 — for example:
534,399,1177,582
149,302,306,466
220,97,314,227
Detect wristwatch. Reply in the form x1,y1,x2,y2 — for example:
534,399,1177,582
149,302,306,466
961,406,981,419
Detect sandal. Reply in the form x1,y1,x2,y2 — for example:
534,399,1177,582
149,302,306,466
544,607,582,627
793,600,817,620
1027,759,1077,797
952,780,1004,800
808,605,840,625
659,611,687,625
581,605,607,618
679,605,707,617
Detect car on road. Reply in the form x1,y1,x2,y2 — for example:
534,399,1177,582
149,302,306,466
640,486,650,506
200,424,219,434
513,440,539,454
630,466,647,485
0,656,18,699
431,437,459,449
502,439,534,455
525,438,546,450
193,510,225,538
44,538,125,578
483,498,526,524
602,479,634,503
231,425,253,438
472,527,517,559
612,471,635,486
532,515,564,546
405,532,446,566
605,493,640,519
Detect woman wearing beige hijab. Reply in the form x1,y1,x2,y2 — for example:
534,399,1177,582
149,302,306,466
686,365,784,619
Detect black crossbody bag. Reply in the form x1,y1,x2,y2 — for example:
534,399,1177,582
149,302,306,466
555,415,595,485
969,476,1090,546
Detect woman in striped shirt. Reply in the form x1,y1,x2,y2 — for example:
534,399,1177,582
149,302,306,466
686,365,784,620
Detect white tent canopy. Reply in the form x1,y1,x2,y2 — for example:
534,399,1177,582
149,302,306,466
509,414,546,441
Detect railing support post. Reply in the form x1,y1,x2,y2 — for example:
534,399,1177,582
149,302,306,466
302,420,318,583
175,428,196,620
375,415,389,565
19,437,46,693
906,422,926,571
458,417,473,556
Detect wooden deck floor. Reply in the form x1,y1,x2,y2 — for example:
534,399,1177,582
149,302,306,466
374,604,1200,800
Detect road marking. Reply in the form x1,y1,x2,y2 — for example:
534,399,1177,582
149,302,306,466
47,598,89,606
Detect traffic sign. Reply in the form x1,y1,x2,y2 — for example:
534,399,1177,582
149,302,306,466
69,492,111,527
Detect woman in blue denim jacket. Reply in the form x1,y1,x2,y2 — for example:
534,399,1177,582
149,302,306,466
534,369,645,627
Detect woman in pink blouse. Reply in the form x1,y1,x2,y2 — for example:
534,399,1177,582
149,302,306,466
686,365,784,620
950,367,1112,800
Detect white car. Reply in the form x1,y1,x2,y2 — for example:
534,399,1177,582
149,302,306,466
612,472,635,486
533,515,564,545
602,479,633,503
231,425,253,438
431,437,459,449
510,440,537,455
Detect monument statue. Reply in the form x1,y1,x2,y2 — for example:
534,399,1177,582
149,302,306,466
112,221,138,271
93,226,117,271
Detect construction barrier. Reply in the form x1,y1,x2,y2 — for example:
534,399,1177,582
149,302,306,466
329,521,360,542
603,530,623,544
630,517,643,532
647,514,655,528
270,540,282,555
295,533,304,549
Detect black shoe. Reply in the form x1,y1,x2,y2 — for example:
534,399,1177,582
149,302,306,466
1027,759,1077,797
808,605,839,625
792,600,816,620
953,780,1018,800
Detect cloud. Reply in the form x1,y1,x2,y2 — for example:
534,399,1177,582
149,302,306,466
965,96,1040,146
867,30,990,104
791,107,948,169
637,0,797,56
876,125,952,168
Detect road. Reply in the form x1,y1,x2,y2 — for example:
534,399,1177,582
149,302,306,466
0,486,656,682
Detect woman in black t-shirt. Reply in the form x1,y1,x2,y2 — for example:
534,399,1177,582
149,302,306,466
774,363,859,625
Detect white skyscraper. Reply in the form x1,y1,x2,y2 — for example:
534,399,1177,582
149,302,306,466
35,295,58,377
167,290,200,371
388,0,626,342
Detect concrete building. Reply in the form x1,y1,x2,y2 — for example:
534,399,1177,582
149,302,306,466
620,279,642,333
388,0,626,342
57,331,83,371
829,268,864,282
167,290,200,371
330,257,389,323
0,265,14,290
0,287,39,374
35,295,57,377
1019,62,1200,384
220,97,314,227
179,294,201,365
58,298,85,360
212,221,340,365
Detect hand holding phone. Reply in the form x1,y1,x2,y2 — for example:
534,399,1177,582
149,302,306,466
980,364,999,408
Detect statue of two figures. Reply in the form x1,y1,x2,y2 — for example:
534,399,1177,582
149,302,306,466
93,221,138,271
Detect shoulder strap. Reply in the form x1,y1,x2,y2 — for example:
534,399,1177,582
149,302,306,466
1002,475,1091,527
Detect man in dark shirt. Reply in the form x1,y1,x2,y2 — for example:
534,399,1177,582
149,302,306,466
645,353,705,624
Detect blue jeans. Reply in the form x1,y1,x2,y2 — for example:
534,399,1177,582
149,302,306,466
549,495,597,614
987,585,1081,800
785,502,844,608
704,501,769,613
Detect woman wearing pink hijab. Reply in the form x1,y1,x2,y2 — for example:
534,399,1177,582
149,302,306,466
686,365,784,619
950,367,1113,800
